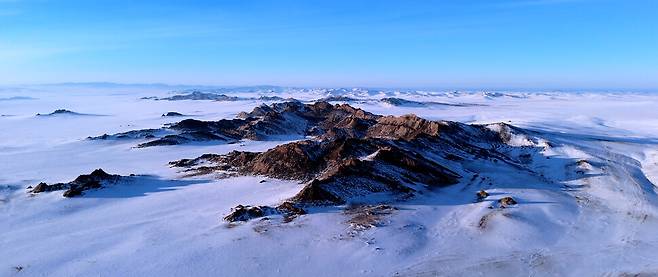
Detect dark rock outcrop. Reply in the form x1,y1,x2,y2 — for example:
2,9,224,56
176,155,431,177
498,196,518,208
91,101,383,147
223,203,306,223
315,96,360,103
159,91,241,101
31,182,67,193
224,205,275,222
380,98,429,107
345,204,397,230
36,109,81,116
162,112,184,117
477,190,489,201
379,98,482,108
88,129,161,141
30,169,121,197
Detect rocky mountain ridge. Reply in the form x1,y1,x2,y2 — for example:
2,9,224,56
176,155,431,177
164,102,546,221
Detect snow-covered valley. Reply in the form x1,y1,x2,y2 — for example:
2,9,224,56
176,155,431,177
2,85,658,276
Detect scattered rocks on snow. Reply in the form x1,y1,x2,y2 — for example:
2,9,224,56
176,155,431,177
345,204,397,230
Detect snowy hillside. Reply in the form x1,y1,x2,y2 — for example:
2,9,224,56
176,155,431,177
2,85,658,276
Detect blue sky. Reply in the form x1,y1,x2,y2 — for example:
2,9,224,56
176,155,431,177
0,0,656,89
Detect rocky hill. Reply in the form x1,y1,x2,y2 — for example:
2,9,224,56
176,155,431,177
166,102,545,221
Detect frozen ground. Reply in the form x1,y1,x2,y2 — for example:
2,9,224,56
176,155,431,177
2,84,658,276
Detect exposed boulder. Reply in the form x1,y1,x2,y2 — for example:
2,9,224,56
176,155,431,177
476,190,489,201
498,196,518,208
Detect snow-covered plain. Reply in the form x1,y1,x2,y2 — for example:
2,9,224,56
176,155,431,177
2,85,658,276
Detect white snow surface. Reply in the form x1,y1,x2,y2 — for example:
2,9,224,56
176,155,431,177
2,85,658,276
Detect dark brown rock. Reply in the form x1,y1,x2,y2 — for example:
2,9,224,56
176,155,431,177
366,114,443,140
31,169,120,197
31,182,49,193
276,201,306,216
498,196,518,208
224,205,274,222
292,179,344,204
477,190,489,201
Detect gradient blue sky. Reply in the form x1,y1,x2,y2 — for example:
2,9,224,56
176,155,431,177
1,0,657,89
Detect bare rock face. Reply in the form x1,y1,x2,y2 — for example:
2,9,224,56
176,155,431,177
31,182,66,193
290,144,461,204
366,114,443,140
30,169,121,197
241,141,324,180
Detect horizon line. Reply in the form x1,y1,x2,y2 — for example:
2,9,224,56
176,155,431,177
1,81,657,93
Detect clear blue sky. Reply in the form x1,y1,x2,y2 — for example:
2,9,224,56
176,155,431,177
1,0,656,89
